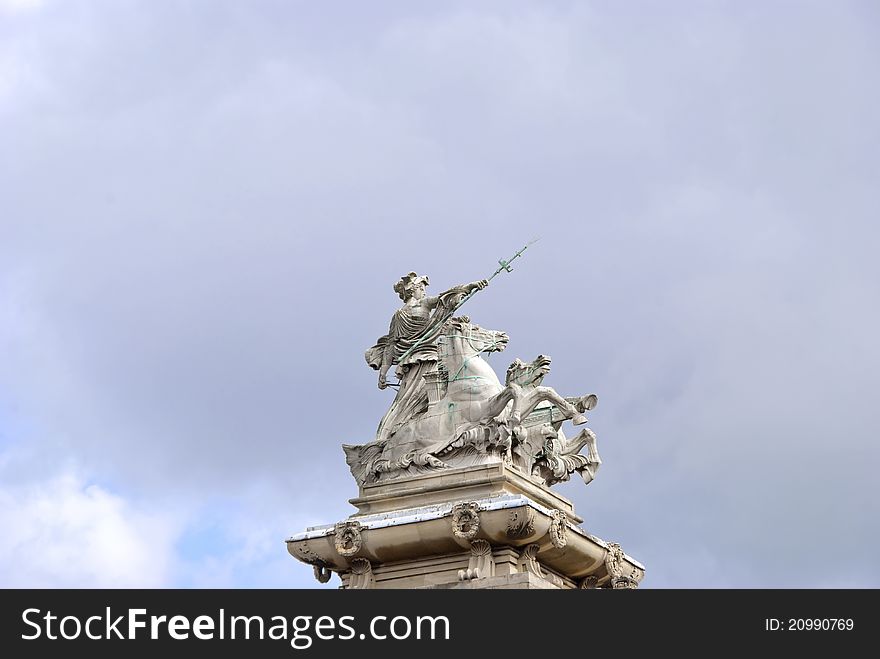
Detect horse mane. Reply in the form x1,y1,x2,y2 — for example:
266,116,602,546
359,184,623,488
505,355,552,386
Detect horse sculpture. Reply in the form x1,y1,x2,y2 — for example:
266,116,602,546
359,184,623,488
344,316,602,486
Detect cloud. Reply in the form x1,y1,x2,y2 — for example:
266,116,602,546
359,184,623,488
172,493,338,589
0,0,43,13
0,0,878,588
0,461,181,587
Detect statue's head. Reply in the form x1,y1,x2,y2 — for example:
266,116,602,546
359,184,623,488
394,271,429,301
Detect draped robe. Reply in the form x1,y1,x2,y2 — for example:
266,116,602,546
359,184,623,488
365,286,468,441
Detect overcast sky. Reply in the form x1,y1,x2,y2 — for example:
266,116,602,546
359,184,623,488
1,0,878,588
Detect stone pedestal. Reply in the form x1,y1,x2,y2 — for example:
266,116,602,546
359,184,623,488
287,462,644,589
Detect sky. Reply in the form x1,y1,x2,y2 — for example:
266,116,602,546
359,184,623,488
1,0,878,588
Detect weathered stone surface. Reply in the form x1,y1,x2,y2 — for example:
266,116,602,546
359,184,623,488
287,464,644,589
346,271,602,488
287,261,644,589
427,572,561,590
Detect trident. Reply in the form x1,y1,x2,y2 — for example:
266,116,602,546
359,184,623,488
391,238,540,373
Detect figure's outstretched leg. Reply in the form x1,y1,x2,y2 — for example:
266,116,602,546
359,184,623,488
476,388,516,424
561,428,597,457
582,428,601,465
521,386,588,425
578,429,601,485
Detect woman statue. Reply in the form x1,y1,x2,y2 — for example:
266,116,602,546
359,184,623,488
365,272,487,442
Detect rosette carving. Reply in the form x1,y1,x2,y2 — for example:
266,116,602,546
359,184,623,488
451,501,481,540
334,520,363,557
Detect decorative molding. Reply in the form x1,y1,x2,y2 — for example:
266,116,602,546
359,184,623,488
578,575,600,589
313,563,332,584
506,508,536,539
605,542,625,579
605,542,640,589
451,502,481,541
334,521,363,557
291,544,322,565
612,576,639,589
544,571,565,588
348,558,374,589
549,510,568,549
458,539,494,581
519,544,544,578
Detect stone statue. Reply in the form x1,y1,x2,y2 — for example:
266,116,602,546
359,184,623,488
289,244,645,590
346,245,603,488
365,272,488,441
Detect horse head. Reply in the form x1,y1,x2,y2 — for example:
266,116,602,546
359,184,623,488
441,316,509,358
505,354,552,387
